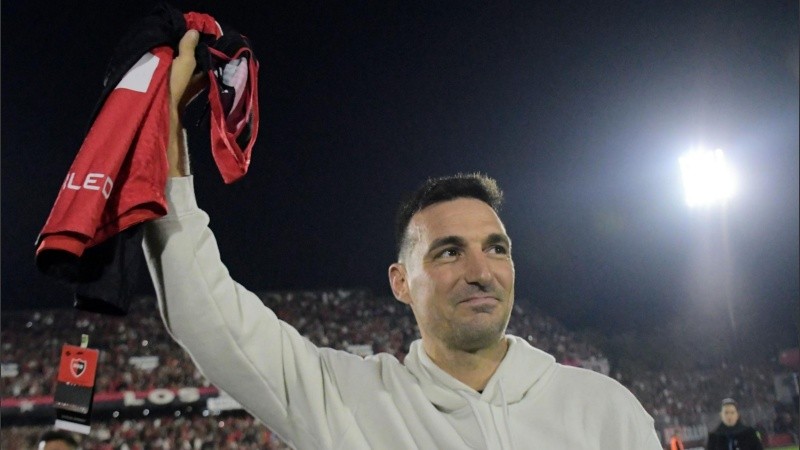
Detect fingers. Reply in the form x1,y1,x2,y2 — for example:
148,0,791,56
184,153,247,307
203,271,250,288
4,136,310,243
178,29,200,61
174,29,199,73
167,30,203,176
170,30,200,107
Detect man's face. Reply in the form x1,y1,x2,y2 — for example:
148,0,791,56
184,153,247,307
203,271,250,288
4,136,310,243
720,404,739,426
390,198,515,352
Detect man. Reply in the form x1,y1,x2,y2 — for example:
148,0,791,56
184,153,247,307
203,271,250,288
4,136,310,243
706,398,764,450
144,30,661,449
37,429,79,450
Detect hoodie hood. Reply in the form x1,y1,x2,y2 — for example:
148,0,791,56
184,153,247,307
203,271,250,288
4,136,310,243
404,335,557,411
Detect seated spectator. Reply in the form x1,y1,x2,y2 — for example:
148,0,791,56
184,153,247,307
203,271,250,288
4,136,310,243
37,429,80,450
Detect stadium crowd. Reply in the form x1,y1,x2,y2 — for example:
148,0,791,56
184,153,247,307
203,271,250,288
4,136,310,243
0,412,292,449
1,290,605,399
620,361,786,428
2,290,796,448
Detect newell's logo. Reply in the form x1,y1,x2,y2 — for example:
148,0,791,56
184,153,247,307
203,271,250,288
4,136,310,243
70,358,87,378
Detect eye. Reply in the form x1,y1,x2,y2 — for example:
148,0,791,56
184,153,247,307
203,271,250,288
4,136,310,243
487,244,509,255
435,247,461,259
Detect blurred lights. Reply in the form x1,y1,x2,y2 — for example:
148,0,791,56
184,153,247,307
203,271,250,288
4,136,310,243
679,148,736,208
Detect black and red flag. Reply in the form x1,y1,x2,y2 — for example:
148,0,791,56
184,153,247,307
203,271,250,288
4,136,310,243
53,343,100,434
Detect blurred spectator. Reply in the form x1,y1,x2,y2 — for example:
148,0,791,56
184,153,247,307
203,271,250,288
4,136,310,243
37,428,79,450
706,398,764,450
668,429,685,450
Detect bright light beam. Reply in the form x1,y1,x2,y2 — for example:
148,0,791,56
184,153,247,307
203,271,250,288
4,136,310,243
679,148,737,208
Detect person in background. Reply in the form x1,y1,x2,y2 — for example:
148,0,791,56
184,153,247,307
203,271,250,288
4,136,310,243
669,429,685,450
37,429,79,450
706,398,764,450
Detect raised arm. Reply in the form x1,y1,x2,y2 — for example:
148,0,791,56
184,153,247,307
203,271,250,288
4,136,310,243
142,31,355,449
167,30,204,178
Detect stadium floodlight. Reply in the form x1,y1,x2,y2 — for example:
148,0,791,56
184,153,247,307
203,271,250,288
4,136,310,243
679,148,736,208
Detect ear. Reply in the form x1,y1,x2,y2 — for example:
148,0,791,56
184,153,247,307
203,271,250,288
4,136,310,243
388,262,411,305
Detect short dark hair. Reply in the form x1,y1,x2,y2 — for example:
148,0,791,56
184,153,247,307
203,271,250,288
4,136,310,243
721,397,737,407
394,173,503,258
39,429,79,449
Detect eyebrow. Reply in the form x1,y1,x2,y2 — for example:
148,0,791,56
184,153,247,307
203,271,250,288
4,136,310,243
486,233,512,249
426,233,511,255
426,236,467,255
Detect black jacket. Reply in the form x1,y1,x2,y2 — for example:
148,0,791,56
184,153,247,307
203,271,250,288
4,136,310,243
707,422,764,450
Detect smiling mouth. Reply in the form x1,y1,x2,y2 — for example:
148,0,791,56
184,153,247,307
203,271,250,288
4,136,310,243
458,296,499,308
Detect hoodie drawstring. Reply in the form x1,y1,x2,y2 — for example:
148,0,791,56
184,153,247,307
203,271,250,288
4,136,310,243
459,391,491,448
498,384,517,450
459,388,517,450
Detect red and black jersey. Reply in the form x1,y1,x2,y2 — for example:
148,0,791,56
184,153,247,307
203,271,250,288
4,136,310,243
35,3,259,315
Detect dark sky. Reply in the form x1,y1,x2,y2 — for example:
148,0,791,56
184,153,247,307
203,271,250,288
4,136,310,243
2,2,798,352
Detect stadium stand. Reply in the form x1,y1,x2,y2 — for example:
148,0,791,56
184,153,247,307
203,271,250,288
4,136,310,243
2,291,796,448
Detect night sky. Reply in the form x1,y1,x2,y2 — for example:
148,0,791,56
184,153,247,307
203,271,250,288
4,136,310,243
2,2,798,353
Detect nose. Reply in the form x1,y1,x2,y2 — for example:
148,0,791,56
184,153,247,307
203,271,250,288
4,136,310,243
464,250,493,287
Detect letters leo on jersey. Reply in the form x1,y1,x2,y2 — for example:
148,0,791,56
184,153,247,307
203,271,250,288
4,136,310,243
36,44,175,262
62,172,114,199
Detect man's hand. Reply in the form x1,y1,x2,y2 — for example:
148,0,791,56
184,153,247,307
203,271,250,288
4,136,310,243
168,30,206,177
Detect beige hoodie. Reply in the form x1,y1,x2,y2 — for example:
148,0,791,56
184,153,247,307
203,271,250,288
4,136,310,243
144,176,662,450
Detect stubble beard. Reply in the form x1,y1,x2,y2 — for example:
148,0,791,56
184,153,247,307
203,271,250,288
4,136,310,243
445,304,511,353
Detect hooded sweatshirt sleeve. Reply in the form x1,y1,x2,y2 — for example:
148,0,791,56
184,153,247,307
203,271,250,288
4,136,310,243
142,176,350,449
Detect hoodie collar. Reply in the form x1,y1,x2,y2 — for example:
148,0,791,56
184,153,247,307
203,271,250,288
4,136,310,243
405,335,556,411
713,421,749,435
